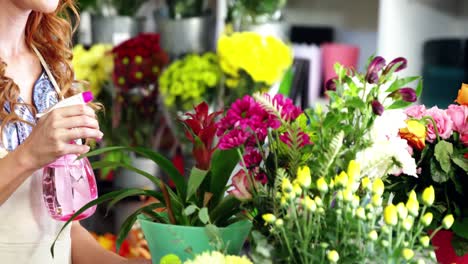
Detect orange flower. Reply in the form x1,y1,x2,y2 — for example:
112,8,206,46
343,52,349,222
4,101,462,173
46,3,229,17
456,83,468,105
399,120,426,151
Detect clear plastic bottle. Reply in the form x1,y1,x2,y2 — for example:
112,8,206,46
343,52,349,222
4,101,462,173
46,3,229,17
42,154,98,221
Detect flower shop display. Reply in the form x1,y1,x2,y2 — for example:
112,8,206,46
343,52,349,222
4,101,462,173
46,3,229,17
217,31,293,102
52,102,252,263
72,44,113,96
386,84,468,262
78,0,148,44
156,0,214,56
159,53,222,112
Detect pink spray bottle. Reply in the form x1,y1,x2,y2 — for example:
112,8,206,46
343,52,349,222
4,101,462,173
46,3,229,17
40,91,98,221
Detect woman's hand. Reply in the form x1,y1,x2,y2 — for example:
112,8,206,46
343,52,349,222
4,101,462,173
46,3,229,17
16,104,103,171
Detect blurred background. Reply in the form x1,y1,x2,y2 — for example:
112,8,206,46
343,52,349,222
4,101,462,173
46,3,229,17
73,0,468,258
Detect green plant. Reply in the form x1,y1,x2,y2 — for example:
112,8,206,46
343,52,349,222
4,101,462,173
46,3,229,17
78,0,147,17
229,0,287,23
51,102,244,256
166,0,206,19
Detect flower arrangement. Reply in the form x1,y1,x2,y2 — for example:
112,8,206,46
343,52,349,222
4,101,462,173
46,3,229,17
217,32,293,101
160,251,253,264
229,0,287,23
386,84,468,255
166,0,206,19
107,33,170,148
159,53,222,112
260,162,452,263
72,44,113,96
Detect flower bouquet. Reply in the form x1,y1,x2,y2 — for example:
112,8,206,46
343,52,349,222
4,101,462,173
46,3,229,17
52,102,252,263
386,84,468,260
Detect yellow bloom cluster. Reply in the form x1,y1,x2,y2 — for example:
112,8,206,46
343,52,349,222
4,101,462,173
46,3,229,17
217,32,293,88
182,251,252,264
72,44,113,96
159,53,222,111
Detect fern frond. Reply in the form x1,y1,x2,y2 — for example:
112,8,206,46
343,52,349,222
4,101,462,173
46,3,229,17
319,131,344,176
274,168,288,191
253,93,285,122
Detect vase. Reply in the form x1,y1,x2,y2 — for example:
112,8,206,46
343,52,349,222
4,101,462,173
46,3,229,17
138,215,252,263
432,230,468,264
155,15,215,57
239,21,290,42
91,15,145,45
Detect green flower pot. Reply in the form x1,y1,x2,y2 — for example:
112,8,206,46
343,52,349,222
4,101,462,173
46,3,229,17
138,215,252,263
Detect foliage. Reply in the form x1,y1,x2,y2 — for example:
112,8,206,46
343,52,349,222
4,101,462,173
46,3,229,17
260,161,451,263
159,53,222,112
166,0,206,19
228,0,287,23
386,86,468,254
51,103,245,256
78,0,147,17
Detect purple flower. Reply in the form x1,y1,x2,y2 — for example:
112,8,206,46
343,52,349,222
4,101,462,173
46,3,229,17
255,171,268,185
325,77,337,91
243,149,263,169
365,56,386,84
218,129,250,150
384,57,407,74
390,87,417,102
371,100,384,116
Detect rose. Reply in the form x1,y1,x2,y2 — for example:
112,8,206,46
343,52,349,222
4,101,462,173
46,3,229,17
399,120,426,151
446,104,468,134
456,83,468,106
228,170,252,201
425,106,453,143
405,105,426,119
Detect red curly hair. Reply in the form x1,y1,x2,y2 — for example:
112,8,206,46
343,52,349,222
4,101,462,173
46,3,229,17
0,0,80,130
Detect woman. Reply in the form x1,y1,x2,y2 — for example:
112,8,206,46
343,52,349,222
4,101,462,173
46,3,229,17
0,0,150,263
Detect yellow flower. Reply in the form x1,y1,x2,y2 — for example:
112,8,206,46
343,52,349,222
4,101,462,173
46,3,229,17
402,217,413,231
384,204,398,226
297,166,312,188
422,186,435,206
282,178,293,193
361,177,371,191
280,196,288,207
275,219,284,228
327,250,339,263
396,202,408,220
422,212,433,227
417,259,426,264
347,160,360,189
406,191,420,216
343,188,353,203
368,230,378,241
420,236,430,247
402,248,414,261
314,197,323,207
160,254,182,264
456,83,468,105
356,207,366,220
372,178,384,195
262,214,276,224
335,171,349,188
399,120,426,151
371,194,382,207
351,195,360,208
317,177,328,194
443,214,454,229
293,183,302,196
304,196,317,212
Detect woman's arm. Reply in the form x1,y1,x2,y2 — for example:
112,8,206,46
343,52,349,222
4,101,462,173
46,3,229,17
0,104,102,205
71,222,151,264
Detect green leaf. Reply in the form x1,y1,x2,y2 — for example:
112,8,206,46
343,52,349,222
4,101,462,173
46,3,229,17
84,146,187,201
187,168,209,201
198,207,210,224
452,218,468,240
210,195,242,225
453,157,468,171
430,158,449,183
452,234,468,257
434,140,453,173
415,79,423,97
51,189,130,257
387,100,412,110
184,205,198,216
278,67,294,96
115,203,163,253
106,189,164,214
345,97,366,109
385,76,420,93
209,149,239,202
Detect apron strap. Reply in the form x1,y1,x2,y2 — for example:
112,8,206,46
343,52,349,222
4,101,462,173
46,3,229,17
31,45,64,100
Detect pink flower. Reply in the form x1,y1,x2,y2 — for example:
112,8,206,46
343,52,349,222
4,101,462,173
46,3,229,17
279,131,312,147
228,170,252,201
446,104,468,134
255,171,268,185
462,133,468,147
243,149,263,169
270,94,303,122
425,106,453,143
218,129,250,150
405,105,426,119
